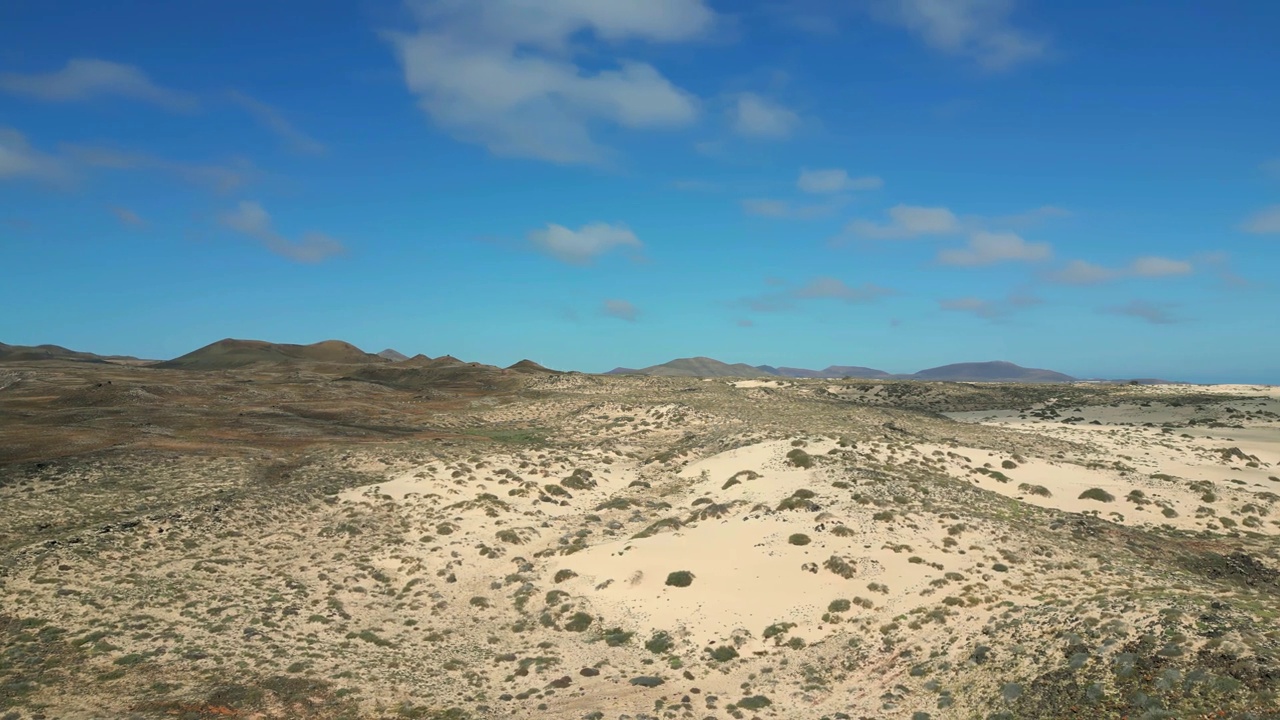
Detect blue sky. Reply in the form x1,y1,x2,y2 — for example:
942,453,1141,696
1,1,1278,382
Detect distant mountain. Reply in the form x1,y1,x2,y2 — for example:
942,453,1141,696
909,361,1074,383
604,357,1073,382
767,365,892,379
156,339,387,370
377,348,409,362
611,357,773,378
0,342,148,365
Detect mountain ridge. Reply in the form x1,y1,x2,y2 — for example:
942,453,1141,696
607,357,1077,382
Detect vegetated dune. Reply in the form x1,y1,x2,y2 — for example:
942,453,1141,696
2,361,1278,720
155,338,386,369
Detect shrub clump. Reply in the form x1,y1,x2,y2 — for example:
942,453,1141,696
786,448,814,469
739,695,772,710
665,571,694,588
561,469,596,490
1018,483,1052,498
828,598,852,613
645,631,673,654
1078,488,1115,502
788,533,811,546
824,555,857,579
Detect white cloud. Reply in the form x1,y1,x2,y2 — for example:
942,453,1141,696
385,0,710,164
845,204,960,239
528,222,643,265
793,276,894,302
61,144,256,193
0,58,197,110
741,197,843,220
602,298,638,321
227,91,326,156
871,0,1047,71
111,206,147,228
797,167,883,193
940,297,1000,318
220,201,345,263
731,92,800,139
940,290,1041,319
1048,259,1121,285
936,230,1051,266
1106,300,1179,325
1048,256,1194,284
991,204,1070,229
0,127,71,184
1130,256,1192,277
1240,204,1280,234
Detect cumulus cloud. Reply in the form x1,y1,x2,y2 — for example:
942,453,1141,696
111,206,147,228
844,204,960,239
227,91,326,156
739,275,893,313
936,230,1051,266
0,127,71,185
0,58,197,110
797,167,883,193
940,290,1041,320
1130,256,1192,277
1240,204,1280,234
385,0,710,164
940,297,1000,319
1047,259,1118,285
869,0,1047,71
741,197,843,220
528,222,643,265
62,144,257,193
1106,300,1179,325
602,298,638,321
220,201,345,263
731,92,800,139
1048,256,1193,284
793,276,894,302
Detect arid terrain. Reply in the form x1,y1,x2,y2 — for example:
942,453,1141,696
2,353,1279,719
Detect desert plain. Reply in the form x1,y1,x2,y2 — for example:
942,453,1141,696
1,346,1279,719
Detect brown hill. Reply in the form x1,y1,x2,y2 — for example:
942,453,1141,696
156,338,386,370
507,359,562,374
0,342,150,365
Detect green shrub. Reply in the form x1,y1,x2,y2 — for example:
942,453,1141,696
602,628,634,646
645,631,673,654
1078,488,1114,502
786,449,814,469
739,695,772,710
665,571,694,588
707,645,738,662
1018,483,1052,498
1001,460,1018,470
565,613,593,632
554,569,577,583
788,533,811,546
828,598,852,612
824,555,857,579
762,622,795,640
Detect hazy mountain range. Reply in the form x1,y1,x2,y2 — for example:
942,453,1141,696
1,339,1134,383
606,357,1077,383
